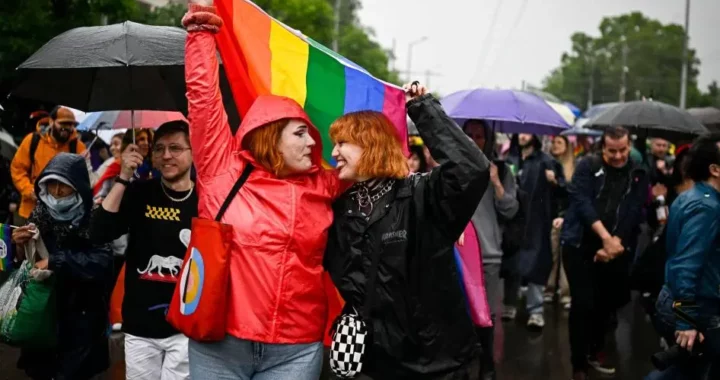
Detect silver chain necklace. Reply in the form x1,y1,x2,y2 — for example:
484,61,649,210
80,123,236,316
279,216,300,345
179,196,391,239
354,181,394,214
160,180,195,203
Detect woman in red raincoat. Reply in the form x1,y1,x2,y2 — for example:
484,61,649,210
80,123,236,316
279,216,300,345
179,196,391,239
183,2,344,379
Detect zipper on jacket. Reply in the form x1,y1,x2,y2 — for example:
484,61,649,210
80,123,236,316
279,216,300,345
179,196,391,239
611,170,635,234
572,168,607,248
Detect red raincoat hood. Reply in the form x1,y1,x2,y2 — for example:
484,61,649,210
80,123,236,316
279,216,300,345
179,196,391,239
237,95,324,166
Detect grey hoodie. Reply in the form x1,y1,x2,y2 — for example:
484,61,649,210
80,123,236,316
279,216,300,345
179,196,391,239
470,164,519,263
462,121,519,264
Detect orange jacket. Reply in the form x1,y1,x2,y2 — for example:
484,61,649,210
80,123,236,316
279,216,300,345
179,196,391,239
10,129,86,218
186,29,343,344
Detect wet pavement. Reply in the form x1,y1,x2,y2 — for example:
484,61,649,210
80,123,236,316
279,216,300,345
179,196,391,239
0,295,659,380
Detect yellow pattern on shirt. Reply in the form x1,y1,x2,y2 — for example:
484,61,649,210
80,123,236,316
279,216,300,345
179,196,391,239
145,205,181,221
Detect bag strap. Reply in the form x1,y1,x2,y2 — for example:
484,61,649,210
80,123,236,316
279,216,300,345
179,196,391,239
29,132,41,178
215,164,254,222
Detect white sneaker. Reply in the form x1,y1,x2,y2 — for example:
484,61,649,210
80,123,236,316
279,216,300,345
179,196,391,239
561,296,572,310
543,293,554,303
527,314,545,330
502,306,517,321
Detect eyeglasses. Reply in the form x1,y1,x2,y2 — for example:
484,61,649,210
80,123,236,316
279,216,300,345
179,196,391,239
152,145,191,158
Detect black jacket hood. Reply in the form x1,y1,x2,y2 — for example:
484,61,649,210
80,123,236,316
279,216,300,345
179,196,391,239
34,153,93,217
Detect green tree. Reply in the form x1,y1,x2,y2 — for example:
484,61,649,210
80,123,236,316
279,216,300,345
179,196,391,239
542,12,708,109
135,2,186,27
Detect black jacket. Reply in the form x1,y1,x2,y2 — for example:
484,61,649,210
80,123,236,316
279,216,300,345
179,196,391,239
560,154,649,249
20,153,113,380
505,137,566,284
324,95,490,379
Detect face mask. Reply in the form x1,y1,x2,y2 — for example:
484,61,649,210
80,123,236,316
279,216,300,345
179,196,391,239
39,190,84,224
44,193,79,213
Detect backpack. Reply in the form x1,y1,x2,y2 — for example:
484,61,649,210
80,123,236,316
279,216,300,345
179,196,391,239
28,132,77,176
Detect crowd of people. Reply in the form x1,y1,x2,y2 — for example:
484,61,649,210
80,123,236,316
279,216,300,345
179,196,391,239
1,2,719,380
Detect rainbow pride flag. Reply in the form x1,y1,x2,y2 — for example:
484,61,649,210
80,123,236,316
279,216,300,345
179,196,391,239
214,0,408,163
0,224,13,272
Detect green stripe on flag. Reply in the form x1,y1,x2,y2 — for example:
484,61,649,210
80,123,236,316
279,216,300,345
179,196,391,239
305,44,346,162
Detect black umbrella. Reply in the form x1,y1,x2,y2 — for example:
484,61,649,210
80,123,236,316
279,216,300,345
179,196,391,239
583,100,708,140
560,127,603,137
10,21,240,127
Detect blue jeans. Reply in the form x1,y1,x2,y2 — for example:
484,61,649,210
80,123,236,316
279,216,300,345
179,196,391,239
188,336,323,380
504,275,544,315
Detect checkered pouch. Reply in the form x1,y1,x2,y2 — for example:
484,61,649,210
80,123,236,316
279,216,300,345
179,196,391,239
329,309,368,379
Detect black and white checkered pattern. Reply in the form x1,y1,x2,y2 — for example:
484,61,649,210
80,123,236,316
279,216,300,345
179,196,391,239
329,313,368,379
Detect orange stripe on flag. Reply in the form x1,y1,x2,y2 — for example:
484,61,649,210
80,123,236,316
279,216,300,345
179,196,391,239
233,0,272,96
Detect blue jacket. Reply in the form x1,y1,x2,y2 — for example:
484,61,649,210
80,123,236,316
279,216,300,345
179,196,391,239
665,182,720,330
560,154,648,249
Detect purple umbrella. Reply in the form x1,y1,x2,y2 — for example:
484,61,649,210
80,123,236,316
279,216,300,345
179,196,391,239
440,88,571,135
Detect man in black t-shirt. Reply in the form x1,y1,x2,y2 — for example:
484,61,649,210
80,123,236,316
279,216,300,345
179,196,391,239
560,127,649,380
90,121,197,380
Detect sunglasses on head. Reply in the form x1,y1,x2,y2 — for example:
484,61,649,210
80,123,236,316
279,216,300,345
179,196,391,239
57,121,78,128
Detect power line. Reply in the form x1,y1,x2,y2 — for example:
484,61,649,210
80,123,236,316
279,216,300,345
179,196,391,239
469,0,504,86
480,0,530,83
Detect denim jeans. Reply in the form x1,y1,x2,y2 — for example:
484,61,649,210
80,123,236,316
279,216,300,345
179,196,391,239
188,336,323,380
504,275,544,315
654,286,720,355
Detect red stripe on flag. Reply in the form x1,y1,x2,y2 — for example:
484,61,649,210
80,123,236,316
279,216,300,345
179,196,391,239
215,0,272,117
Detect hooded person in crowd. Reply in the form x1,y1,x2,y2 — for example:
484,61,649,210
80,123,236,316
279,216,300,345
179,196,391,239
12,153,113,380
324,83,490,379
462,119,519,379
181,3,347,378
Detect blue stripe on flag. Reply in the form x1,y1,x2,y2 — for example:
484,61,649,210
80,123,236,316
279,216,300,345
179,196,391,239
343,67,385,114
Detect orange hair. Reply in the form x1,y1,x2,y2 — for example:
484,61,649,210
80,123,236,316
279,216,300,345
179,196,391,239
329,111,409,179
242,119,288,176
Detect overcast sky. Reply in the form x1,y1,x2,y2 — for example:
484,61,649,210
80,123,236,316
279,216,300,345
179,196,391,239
358,0,719,99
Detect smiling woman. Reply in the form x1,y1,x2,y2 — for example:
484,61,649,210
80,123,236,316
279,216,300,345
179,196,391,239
181,3,350,379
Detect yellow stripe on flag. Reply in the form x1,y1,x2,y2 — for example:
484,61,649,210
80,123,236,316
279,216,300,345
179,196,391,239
269,21,309,106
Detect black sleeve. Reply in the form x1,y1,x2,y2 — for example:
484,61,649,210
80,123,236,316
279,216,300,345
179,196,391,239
89,182,138,243
48,241,113,281
408,94,491,241
551,159,568,218
567,157,599,227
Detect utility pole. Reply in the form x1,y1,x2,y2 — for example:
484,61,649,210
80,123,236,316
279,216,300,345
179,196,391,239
679,0,690,109
389,38,397,72
406,37,428,83
332,0,342,51
398,70,441,86
587,56,595,109
619,36,629,102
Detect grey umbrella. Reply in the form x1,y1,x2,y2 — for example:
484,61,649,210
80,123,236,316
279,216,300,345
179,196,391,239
688,107,720,131
583,100,708,141
10,21,240,127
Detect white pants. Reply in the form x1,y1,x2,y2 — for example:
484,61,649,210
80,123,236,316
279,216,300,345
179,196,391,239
125,333,190,380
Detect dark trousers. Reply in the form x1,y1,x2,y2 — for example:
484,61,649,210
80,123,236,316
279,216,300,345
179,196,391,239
563,244,617,372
